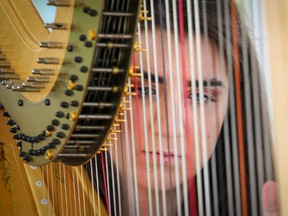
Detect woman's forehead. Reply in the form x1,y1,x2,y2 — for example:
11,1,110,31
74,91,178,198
137,29,227,80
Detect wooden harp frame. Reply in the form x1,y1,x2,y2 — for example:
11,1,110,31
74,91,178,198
265,0,288,215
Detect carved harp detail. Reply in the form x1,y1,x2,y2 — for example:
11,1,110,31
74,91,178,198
0,0,287,215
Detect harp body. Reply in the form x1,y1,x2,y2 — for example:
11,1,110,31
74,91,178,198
0,0,287,215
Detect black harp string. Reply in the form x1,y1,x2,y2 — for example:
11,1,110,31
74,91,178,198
215,0,234,215
209,20,221,216
240,0,261,215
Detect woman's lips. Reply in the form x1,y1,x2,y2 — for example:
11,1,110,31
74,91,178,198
141,150,182,163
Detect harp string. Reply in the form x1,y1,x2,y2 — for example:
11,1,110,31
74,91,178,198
109,141,117,216
161,0,179,214
250,1,275,212
135,20,153,215
122,96,137,215
169,0,185,214
112,126,123,216
185,1,202,216
231,2,248,216
241,0,262,215
127,77,141,215
193,0,214,215
156,2,176,216
201,1,221,215
104,150,112,216
177,0,190,214
224,0,242,215
94,155,102,216
89,160,96,216
186,0,204,215
100,151,110,215
148,0,173,214
140,1,161,214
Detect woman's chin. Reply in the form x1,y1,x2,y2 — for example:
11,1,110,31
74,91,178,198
136,167,196,192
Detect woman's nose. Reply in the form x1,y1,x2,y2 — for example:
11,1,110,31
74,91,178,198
155,93,182,138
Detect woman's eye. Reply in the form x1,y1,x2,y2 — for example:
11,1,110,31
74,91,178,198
189,93,216,103
131,86,155,96
137,87,150,96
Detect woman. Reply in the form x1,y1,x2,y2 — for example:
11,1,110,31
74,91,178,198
87,0,277,215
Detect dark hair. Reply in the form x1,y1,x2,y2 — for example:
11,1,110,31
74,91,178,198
87,0,274,215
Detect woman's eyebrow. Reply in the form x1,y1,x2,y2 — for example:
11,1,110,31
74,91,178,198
187,79,224,88
140,70,164,84
136,70,224,87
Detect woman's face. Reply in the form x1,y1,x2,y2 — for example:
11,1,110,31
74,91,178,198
113,29,229,191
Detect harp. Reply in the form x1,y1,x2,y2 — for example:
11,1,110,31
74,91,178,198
0,0,287,215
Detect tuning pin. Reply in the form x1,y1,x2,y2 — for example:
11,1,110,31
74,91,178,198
0,62,10,68
103,144,113,147
32,69,55,75
139,9,152,21
115,118,125,123
0,74,19,80
106,137,118,141
0,68,15,74
17,87,40,92
45,150,54,160
44,23,67,30
22,82,45,89
45,130,52,137
69,111,78,121
120,106,131,111
88,30,97,40
0,54,6,61
37,58,59,64
68,80,76,90
111,129,122,133
39,42,63,49
47,0,70,6
129,68,141,77
133,42,146,52
27,76,50,83
139,15,152,21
